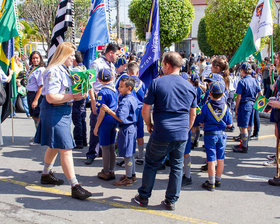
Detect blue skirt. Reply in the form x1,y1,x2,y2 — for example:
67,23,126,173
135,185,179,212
34,98,75,149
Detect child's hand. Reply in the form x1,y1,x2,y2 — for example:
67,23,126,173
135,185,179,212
102,104,110,113
93,126,98,136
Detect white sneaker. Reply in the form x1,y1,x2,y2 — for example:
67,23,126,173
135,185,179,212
263,159,277,167
29,141,39,146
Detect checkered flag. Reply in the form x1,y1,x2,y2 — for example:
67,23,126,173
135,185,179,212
48,0,73,61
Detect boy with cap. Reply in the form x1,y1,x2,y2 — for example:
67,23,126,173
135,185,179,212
199,81,233,191
233,62,262,153
94,69,118,180
102,76,138,186
115,57,127,80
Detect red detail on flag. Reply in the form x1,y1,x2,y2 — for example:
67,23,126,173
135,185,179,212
97,45,105,52
91,3,105,15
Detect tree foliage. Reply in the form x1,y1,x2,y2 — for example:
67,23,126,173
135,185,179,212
197,17,216,57
204,0,260,58
128,0,194,50
273,24,280,53
20,0,91,55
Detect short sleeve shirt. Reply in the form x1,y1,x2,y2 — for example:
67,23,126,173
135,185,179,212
42,65,73,96
26,66,45,91
144,74,197,142
199,99,232,131
236,75,261,103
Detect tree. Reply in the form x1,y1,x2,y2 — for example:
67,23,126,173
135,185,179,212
204,0,259,58
273,24,280,53
20,0,91,55
197,17,216,57
128,0,194,50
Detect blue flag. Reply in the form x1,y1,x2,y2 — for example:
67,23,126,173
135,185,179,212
78,0,109,68
139,0,160,88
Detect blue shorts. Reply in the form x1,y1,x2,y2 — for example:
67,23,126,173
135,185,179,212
27,91,43,118
204,133,227,162
184,131,192,155
99,116,117,146
117,124,137,157
136,109,144,138
237,102,255,128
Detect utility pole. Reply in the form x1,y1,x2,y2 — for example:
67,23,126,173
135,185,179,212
116,0,120,39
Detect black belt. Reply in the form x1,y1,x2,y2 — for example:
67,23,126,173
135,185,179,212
204,130,225,135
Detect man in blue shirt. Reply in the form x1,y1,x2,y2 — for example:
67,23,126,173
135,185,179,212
133,52,197,211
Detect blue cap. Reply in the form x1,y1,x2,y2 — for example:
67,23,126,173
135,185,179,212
210,81,225,94
190,73,199,82
240,62,251,72
98,68,112,82
115,57,126,68
204,73,222,82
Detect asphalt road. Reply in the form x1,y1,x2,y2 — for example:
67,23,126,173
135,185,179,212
0,111,279,224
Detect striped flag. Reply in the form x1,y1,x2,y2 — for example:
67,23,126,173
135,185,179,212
48,0,73,61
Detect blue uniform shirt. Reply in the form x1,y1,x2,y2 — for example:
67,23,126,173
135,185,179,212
144,74,197,142
236,75,261,103
42,65,72,96
96,84,118,116
26,66,45,91
199,99,232,131
116,93,138,125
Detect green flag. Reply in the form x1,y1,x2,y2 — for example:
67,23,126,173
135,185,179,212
71,68,96,94
253,95,269,112
0,0,19,43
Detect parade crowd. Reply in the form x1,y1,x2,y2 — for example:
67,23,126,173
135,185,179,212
0,42,280,211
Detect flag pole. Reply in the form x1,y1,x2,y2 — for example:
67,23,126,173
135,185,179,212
271,35,275,84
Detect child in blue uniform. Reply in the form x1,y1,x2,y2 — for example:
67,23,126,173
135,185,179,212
199,81,232,191
102,76,138,186
233,62,262,153
115,62,146,166
71,51,87,149
94,69,118,180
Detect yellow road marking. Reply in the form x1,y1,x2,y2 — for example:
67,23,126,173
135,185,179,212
0,176,217,224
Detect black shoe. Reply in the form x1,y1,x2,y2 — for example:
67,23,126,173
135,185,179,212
161,199,175,211
133,194,148,207
215,180,221,187
158,164,166,170
85,157,94,165
181,175,192,186
250,135,259,140
135,159,144,165
202,181,215,191
74,145,83,149
83,142,88,147
71,184,92,200
116,160,125,167
201,164,208,172
232,145,248,153
225,126,235,132
41,172,64,185
268,176,280,186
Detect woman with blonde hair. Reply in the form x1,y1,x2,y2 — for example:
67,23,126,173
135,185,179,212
35,42,92,200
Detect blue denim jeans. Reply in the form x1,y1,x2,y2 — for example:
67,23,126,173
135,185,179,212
138,138,187,203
